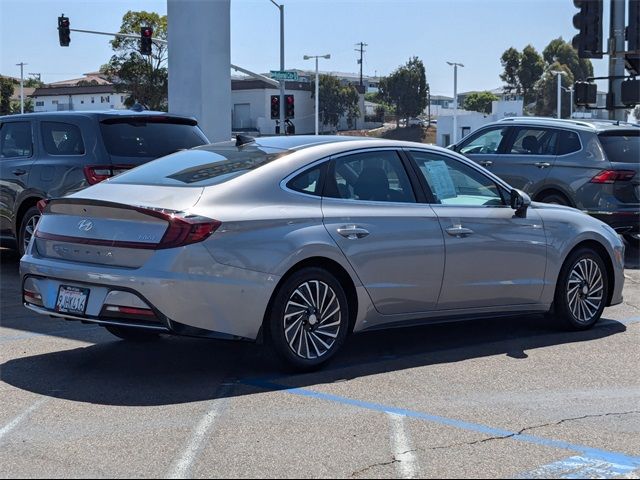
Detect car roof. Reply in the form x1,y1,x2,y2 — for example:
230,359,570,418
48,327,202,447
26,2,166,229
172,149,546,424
0,110,198,122
496,116,640,132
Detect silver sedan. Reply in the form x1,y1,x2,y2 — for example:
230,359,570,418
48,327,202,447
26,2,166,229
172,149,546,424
21,136,625,370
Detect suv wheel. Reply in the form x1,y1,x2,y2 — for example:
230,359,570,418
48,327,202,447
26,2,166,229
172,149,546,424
553,248,608,330
18,206,41,256
623,233,640,249
538,192,570,206
268,267,349,371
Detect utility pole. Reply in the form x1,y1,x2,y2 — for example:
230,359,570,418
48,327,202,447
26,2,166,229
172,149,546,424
355,42,367,87
608,0,626,121
15,62,27,114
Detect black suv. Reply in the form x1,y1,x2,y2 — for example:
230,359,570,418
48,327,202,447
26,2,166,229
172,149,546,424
0,110,209,254
451,117,640,246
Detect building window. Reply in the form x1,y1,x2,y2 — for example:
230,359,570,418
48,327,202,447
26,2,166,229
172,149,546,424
91,97,95,103
52,100,58,105
35,101,44,107
80,100,84,104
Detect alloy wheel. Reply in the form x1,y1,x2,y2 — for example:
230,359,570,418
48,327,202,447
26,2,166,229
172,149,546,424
22,214,40,253
566,258,604,324
283,280,342,360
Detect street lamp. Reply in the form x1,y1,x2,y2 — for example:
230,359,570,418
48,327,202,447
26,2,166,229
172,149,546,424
304,54,331,135
550,70,567,119
269,0,286,134
447,61,464,143
562,86,574,119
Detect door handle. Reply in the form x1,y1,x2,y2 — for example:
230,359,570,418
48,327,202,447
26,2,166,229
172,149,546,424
337,226,370,240
479,160,493,167
534,162,551,169
12,169,27,176
445,225,474,238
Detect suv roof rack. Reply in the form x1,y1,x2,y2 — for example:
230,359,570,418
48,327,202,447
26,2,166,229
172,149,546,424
498,117,596,128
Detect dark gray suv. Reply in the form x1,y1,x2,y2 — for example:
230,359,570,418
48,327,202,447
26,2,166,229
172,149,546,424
0,110,209,254
451,117,640,246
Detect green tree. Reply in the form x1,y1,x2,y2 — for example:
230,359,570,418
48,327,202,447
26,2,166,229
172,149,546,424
500,47,521,93
535,62,574,118
463,91,499,114
0,77,15,116
315,75,361,131
101,11,168,110
518,45,545,105
543,37,593,81
380,57,428,127
24,76,44,88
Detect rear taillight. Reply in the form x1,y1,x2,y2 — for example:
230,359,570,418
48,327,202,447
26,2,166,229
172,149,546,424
36,199,49,213
590,170,636,184
83,165,134,185
155,213,221,249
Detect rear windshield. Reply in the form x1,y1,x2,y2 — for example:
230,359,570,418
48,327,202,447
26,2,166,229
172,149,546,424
109,144,291,187
100,119,208,158
598,131,640,164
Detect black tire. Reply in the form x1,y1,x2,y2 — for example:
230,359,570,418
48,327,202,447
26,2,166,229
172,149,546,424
553,248,608,330
623,233,640,249
538,192,570,206
18,206,41,256
267,267,350,371
104,325,161,342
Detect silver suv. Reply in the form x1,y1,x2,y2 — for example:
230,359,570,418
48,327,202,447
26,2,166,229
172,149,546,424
451,117,640,246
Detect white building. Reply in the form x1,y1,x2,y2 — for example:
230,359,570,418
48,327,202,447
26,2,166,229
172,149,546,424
436,99,524,146
31,85,127,112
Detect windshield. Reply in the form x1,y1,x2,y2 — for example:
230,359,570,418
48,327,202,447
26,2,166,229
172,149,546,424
109,145,291,187
598,131,640,164
100,119,208,158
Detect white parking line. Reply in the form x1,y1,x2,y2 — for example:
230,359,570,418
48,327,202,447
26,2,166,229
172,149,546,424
167,384,234,479
388,412,418,478
0,397,48,443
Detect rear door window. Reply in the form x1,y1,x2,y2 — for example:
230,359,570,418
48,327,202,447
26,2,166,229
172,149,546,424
100,118,208,158
556,130,582,155
41,122,85,155
287,164,325,196
0,122,33,158
598,131,640,163
506,128,557,155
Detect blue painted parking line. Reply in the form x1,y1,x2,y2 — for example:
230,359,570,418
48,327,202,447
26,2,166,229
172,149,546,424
245,379,640,472
516,455,639,479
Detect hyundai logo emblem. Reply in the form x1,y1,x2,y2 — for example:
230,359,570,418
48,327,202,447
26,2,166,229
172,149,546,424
77,219,94,232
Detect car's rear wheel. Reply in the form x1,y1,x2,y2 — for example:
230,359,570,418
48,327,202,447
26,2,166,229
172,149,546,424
104,325,161,341
268,267,349,371
538,192,570,206
623,233,640,249
553,248,608,330
18,206,41,256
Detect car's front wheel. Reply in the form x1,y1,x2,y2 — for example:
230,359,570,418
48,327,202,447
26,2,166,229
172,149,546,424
104,325,161,342
553,248,608,330
268,267,349,371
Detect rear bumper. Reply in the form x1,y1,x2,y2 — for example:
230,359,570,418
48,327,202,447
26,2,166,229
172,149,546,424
588,210,640,234
20,245,280,341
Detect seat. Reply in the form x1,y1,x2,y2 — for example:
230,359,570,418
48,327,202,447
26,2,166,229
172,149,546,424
354,167,390,201
521,135,540,154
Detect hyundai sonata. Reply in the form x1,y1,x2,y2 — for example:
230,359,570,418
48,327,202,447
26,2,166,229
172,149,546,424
21,135,625,370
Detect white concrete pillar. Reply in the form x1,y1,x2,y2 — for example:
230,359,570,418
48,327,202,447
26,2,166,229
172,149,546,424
168,0,231,142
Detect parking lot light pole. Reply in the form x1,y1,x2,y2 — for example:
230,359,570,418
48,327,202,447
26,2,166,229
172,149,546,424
447,61,464,143
270,0,286,134
304,54,331,135
551,70,567,119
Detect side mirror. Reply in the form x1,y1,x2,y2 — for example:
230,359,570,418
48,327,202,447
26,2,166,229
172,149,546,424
510,189,531,217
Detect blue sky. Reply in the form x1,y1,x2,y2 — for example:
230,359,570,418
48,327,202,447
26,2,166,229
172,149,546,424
0,0,612,96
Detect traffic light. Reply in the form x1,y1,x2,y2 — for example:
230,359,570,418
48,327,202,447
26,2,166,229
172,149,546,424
285,94,295,119
58,15,70,47
270,95,280,120
621,80,640,106
574,81,597,105
140,27,153,56
572,0,603,59
626,0,640,74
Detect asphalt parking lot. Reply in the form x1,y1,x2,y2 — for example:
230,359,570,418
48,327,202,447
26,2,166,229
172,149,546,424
1,244,639,479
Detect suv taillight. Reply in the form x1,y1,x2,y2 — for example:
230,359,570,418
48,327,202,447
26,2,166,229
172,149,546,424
83,165,134,185
590,170,636,184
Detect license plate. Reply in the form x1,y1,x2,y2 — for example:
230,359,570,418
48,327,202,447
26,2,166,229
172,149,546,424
55,285,90,315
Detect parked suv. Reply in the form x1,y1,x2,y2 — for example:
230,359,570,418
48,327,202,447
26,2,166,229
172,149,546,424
0,110,209,254
451,117,640,246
